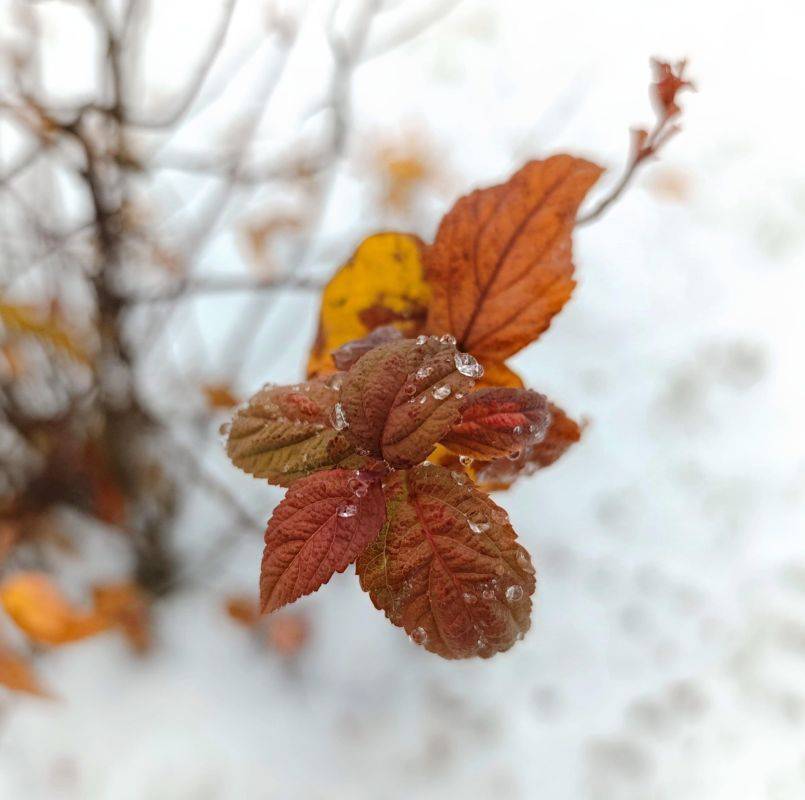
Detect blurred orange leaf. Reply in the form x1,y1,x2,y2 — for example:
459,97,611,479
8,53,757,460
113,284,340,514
225,595,260,627
202,382,240,410
0,642,50,697
1,572,110,646
307,233,430,377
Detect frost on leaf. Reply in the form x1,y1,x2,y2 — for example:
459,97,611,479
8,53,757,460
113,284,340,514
307,233,430,377
440,387,551,460
425,155,602,361
339,338,476,468
356,464,535,659
226,381,355,486
261,468,386,613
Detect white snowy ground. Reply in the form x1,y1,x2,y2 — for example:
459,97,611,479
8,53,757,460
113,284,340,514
1,0,805,798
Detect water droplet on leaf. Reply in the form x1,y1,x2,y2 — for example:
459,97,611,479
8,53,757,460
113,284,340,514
410,626,428,645
505,585,524,603
330,403,348,430
453,351,484,378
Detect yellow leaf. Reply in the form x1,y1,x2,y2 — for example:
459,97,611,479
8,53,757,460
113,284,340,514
0,303,89,364
307,233,431,377
0,572,110,646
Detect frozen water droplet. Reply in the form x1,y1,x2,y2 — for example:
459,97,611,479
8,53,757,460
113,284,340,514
482,588,495,601
432,385,451,400
459,455,474,467
337,503,358,518
439,334,457,345
454,391,465,400
468,519,489,534
507,449,521,461
326,373,344,391
348,476,369,498
330,403,348,430
505,585,524,603
415,335,428,346
418,395,427,404
463,592,477,605
513,425,523,436
415,366,432,380
516,550,536,574
453,351,484,378
410,626,427,645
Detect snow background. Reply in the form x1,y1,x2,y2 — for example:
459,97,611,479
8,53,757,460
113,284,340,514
2,0,805,798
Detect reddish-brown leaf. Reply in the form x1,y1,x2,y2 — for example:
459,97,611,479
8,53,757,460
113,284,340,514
356,464,536,659
425,155,603,360
474,403,582,489
331,325,402,372
440,387,551,460
226,381,354,486
339,337,478,468
261,468,386,613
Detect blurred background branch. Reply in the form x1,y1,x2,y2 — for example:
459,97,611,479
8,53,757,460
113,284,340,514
0,0,457,608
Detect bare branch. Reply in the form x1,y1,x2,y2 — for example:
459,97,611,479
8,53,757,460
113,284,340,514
577,58,693,226
124,274,324,304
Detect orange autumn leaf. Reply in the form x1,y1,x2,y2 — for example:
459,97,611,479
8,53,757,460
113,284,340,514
425,156,602,361
202,382,240,410
307,233,430,377
1,572,110,645
476,360,525,390
225,595,260,627
0,642,50,697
